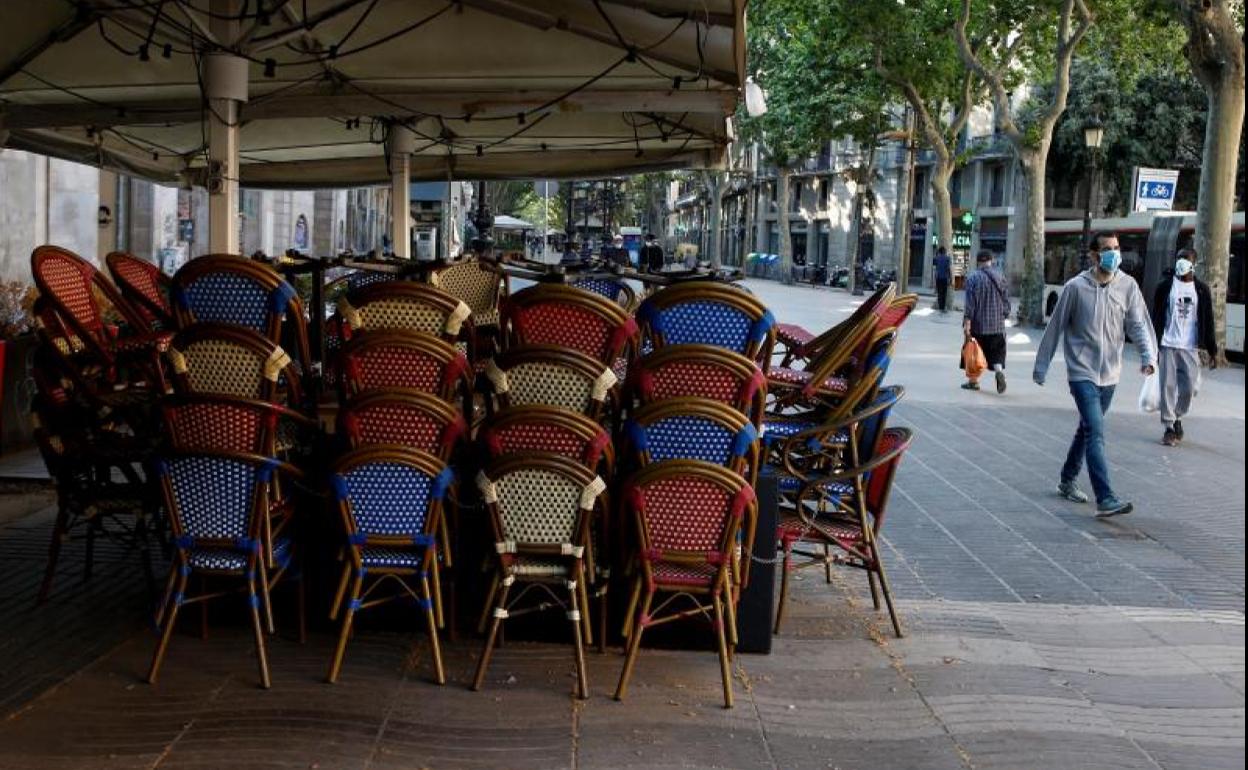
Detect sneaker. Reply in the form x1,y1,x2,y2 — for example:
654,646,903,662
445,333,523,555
1162,429,1179,447
1174,420,1184,440
961,381,980,390
995,369,1007,394
1095,498,1134,518
1057,480,1089,503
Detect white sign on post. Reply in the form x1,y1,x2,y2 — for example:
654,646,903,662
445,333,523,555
1132,168,1180,212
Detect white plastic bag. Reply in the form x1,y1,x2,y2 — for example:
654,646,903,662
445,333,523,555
1138,372,1160,413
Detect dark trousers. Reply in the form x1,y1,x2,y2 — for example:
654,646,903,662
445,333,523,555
974,333,1007,369
935,278,950,311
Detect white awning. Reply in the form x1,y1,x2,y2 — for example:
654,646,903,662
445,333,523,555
0,0,744,185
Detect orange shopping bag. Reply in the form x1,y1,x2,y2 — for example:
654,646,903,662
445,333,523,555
961,338,987,381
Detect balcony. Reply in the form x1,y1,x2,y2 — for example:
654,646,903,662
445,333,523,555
962,133,1013,159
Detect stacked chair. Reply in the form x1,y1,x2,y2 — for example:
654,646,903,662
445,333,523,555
612,282,774,707
29,246,169,604
147,254,314,686
27,240,919,704
763,284,919,638
326,279,473,681
470,281,628,695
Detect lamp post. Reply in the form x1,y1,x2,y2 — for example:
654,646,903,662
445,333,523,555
1080,114,1105,252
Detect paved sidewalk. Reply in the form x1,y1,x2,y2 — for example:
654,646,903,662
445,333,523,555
0,280,1241,769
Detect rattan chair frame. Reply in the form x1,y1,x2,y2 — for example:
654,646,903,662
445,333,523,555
502,283,639,365
614,459,757,709
775,428,914,639
627,344,766,429
338,330,472,408
170,254,312,371
637,282,776,368
167,322,304,406
147,448,304,689
481,344,618,420
325,445,449,684
106,251,173,331
775,283,895,368
338,281,475,355
471,452,604,699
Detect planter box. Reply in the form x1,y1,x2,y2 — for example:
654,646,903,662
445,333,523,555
1,335,37,454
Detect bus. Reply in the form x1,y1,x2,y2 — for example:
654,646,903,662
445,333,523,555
1043,211,1245,357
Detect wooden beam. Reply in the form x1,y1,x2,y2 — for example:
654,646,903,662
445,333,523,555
1,88,736,128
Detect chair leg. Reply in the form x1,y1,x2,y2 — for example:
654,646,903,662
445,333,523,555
713,593,734,709
420,575,446,685
576,564,594,649
477,572,500,635
38,505,70,603
326,572,363,683
823,543,834,584
153,565,179,628
430,555,445,630
247,577,272,690
597,583,608,654
147,570,188,685
773,545,792,635
471,575,513,691
568,578,589,700
613,591,653,701
722,574,739,652
872,545,904,639
257,558,275,635
620,576,642,640
867,569,882,611
328,561,351,621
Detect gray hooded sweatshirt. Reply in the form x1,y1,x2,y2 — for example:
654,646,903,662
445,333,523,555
1034,268,1157,387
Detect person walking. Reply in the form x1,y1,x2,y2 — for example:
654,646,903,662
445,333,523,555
641,233,665,273
961,250,1011,393
933,246,952,313
1151,250,1218,446
1033,232,1157,518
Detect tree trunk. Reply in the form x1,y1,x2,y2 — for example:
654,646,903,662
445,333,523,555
1179,0,1246,364
706,173,724,270
930,162,954,258
777,166,794,284
1020,153,1047,326
846,185,863,295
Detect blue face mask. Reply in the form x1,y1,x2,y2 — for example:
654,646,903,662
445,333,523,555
1099,249,1122,273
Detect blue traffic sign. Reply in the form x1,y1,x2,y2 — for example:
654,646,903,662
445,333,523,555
1138,181,1175,201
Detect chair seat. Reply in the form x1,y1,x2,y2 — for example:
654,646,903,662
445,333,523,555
189,537,291,572
476,308,500,328
650,561,718,589
775,474,854,495
766,367,848,395
508,557,572,578
775,323,815,349
777,512,863,546
115,330,173,354
361,546,427,570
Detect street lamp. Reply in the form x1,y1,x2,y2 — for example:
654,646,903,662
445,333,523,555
1080,114,1105,256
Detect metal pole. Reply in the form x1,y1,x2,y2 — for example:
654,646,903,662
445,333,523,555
204,2,245,254
388,126,414,258
1080,148,1097,251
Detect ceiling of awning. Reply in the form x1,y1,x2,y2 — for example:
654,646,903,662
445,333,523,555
0,0,744,185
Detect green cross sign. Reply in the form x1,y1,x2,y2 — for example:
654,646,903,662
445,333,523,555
960,211,975,226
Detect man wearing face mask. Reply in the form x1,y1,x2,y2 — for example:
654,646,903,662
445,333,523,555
1150,250,1218,446
1034,232,1157,517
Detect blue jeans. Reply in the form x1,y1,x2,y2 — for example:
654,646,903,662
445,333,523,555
1061,381,1117,504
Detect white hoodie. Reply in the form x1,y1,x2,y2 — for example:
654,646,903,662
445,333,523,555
1034,269,1157,387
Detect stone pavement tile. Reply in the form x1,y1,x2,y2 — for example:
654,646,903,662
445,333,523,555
956,730,1154,770
752,694,945,742
908,663,1077,700
1029,642,1240,677
1132,619,1246,648
1137,742,1247,770
888,635,1048,670
1061,671,1245,708
927,693,1118,738
575,651,771,770
1000,619,1164,648
1096,703,1245,748
764,735,968,770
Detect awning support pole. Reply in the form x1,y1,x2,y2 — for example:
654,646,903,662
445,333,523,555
388,126,415,258
204,3,247,255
